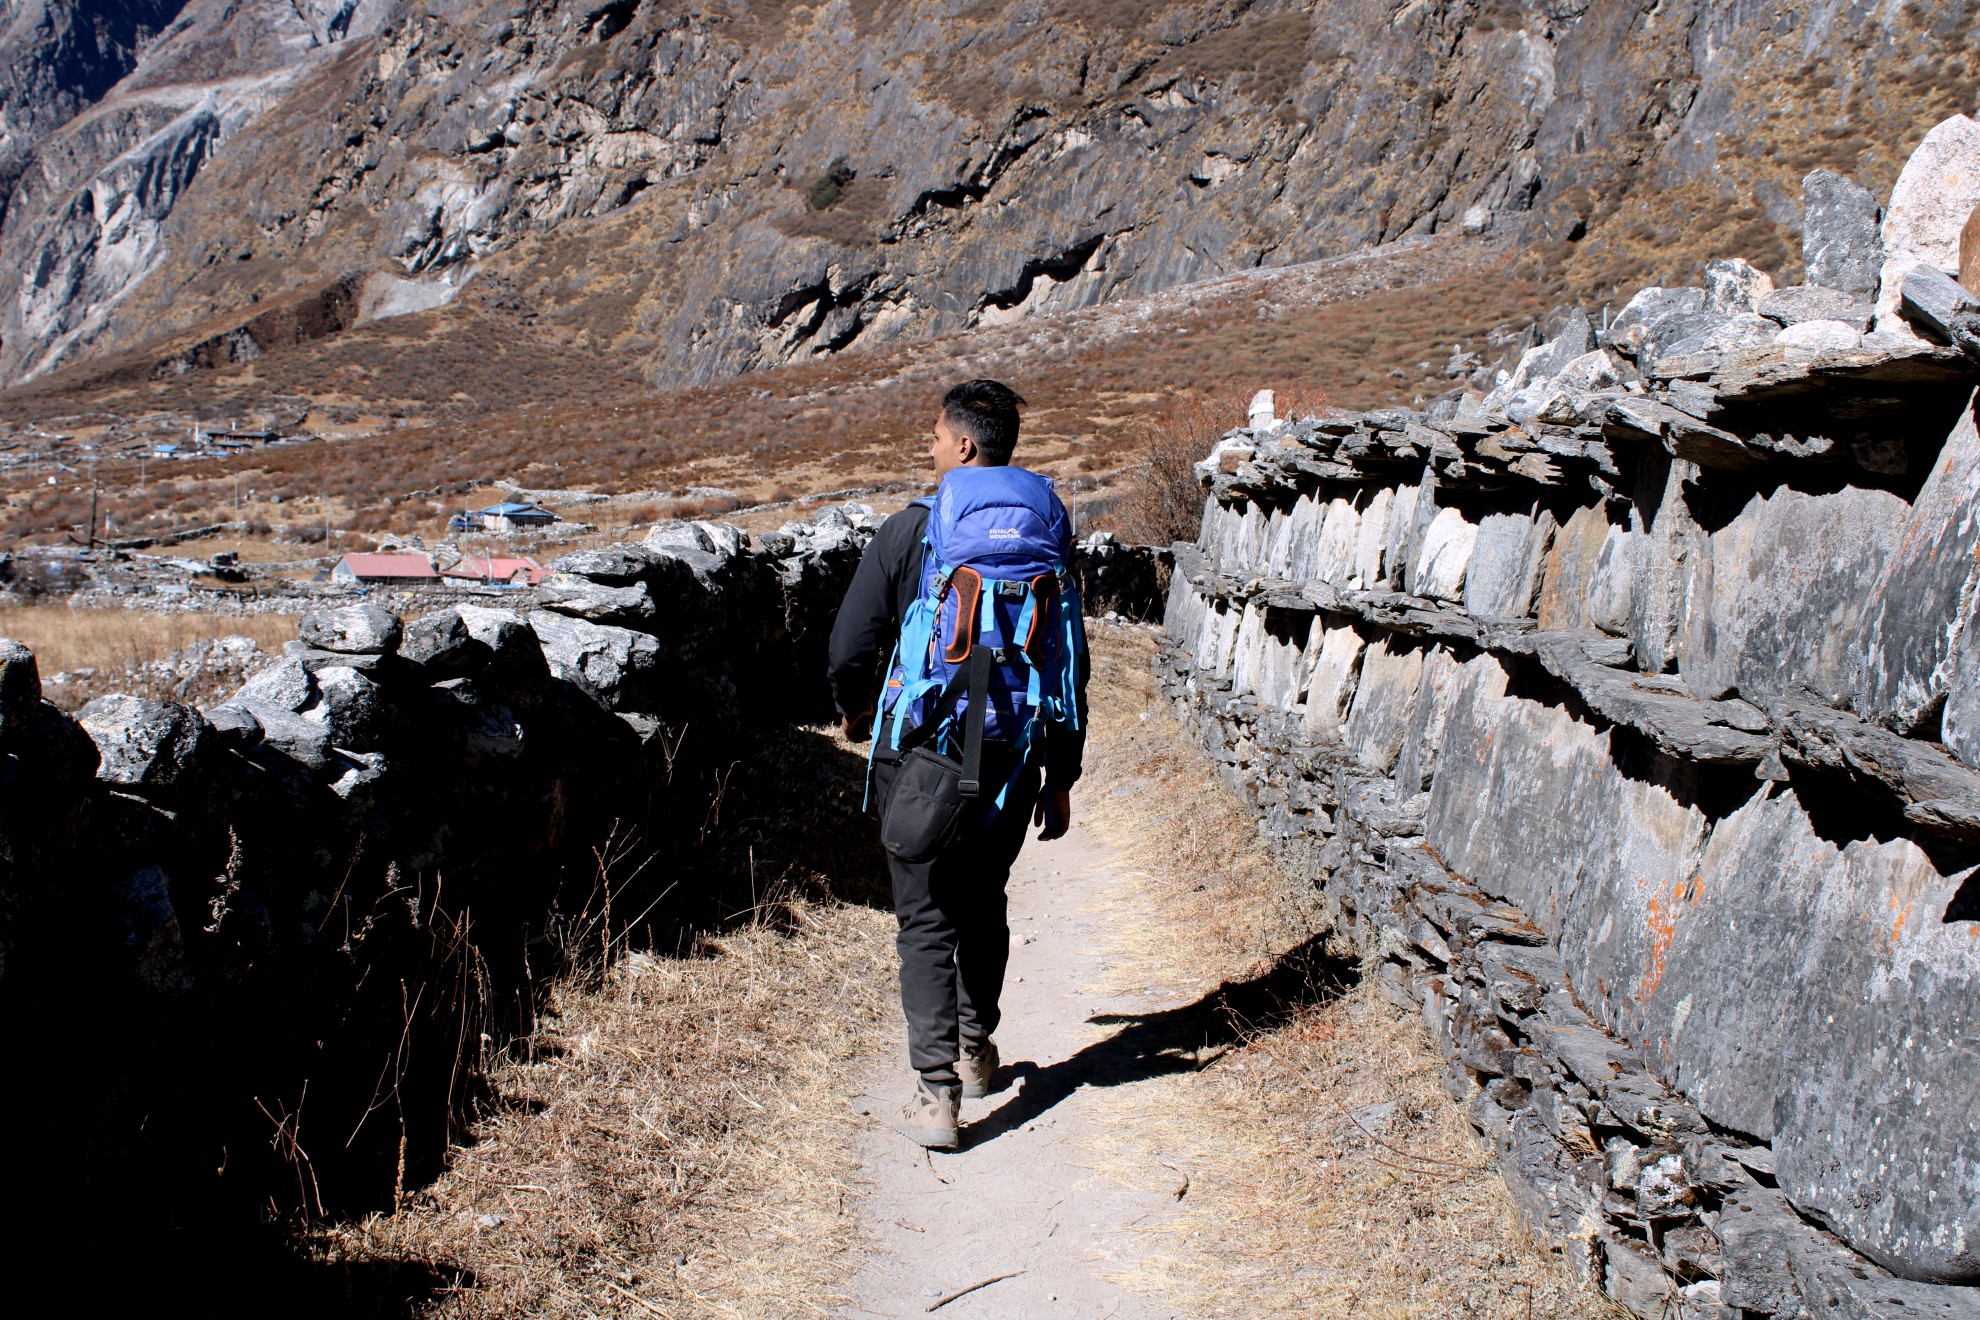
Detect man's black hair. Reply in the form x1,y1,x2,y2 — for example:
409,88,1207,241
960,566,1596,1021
942,379,1027,465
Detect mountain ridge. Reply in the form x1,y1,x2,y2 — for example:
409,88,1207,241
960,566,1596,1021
1,0,1976,404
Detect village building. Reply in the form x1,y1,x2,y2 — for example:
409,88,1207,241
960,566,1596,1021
439,556,545,587
330,552,439,585
470,502,557,533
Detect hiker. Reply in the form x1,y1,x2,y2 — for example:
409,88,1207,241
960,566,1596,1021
827,379,1090,1151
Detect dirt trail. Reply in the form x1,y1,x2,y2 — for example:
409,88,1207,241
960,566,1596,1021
840,822,1187,1320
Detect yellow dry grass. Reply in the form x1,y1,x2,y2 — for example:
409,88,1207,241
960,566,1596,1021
1076,628,1617,1318
0,603,296,677
308,624,1612,1320
322,900,898,1319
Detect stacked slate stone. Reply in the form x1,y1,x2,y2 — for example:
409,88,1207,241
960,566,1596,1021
0,510,872,1225
1074,530,1173,622
1162,118,1980,1318
0,499,1170,1228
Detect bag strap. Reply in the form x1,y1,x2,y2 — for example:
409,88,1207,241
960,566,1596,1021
893,640,993,798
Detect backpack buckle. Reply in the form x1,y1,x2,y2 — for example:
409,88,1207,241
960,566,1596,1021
995,580,1026,598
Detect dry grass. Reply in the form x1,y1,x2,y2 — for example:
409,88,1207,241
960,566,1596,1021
0,603,296,707
1075,628,1613,1318
285,626,1612,1319
0,241,1540,547
1101,386,1331,548
320,899,897,1318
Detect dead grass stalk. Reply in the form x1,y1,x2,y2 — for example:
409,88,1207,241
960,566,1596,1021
319,897,897,1318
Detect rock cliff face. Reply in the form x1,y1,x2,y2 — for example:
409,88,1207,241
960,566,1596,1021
3,0,1976,398
1160,132,1980,1313
0,1,186,207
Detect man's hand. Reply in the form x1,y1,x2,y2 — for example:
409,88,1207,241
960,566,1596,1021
841,709,873,742
1034,787,1072,841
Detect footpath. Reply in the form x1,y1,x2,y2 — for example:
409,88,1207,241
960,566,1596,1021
840,822,1184,1320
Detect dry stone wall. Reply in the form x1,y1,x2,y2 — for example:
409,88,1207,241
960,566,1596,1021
1161,146,1980,1318
0,498,1162,1238
0,506,875,1230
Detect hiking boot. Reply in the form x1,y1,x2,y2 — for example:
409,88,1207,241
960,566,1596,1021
958,1038,1001,1099
890,1078,960,1150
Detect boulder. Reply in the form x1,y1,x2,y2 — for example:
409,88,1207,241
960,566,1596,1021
1850,392,1980,734
1704,257,1773,314
1301,616,1366,740
1757,284,1873,330
1643,312,1731,367
1555,348,1619,391
1899,264,1980,351
77,695,208,789
1459,204,1492,235
536,573,658,626
1604,287,1707,359
232,655,313,716
1248,388,1276,429
401,609,487,678
0,638,40,739
528,611,661,709
644,519,749,564
1702,313,1780,353
1658,788,1980,1282
298,604,402,655
549,545,660,585
1422,652,1711,1035
1585,524,1635,637
1345,635,1425,773
1658,312,1780,362
327,749,388,800
1775,319,1862,355
1484,314,1599,410
1789,1256,1980,1318
1875,114,1980,334
1411,506,1477,603
203,702,262,748
220,657,332,769
283,640,384,675
10,699,101,788
1801,168,1884,298
1680,483,1909,706
456,605,552,704
1463,510,1551,619
1505,383,1579,427
309,665,387,751
1548,309,1596,359
1717,1187,1867,1315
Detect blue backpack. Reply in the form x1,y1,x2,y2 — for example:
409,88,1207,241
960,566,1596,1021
872,466,1086,811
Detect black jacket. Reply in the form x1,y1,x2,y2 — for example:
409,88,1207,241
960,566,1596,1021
827,501,1089,788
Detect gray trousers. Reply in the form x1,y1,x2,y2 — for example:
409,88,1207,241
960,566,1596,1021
873,744,1042,1086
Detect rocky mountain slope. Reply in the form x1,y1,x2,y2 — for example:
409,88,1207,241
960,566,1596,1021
2,0,1977,401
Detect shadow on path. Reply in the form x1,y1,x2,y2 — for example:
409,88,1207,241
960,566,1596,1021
963,929,1358,1149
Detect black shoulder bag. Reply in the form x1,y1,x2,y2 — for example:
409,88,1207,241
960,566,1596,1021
879,641,992,863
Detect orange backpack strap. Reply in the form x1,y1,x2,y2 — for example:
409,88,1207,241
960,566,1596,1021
1021,572,1059,661
944,566,982,664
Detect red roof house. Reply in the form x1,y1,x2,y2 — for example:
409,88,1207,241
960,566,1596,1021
331,553,438,583
441,556,545,587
